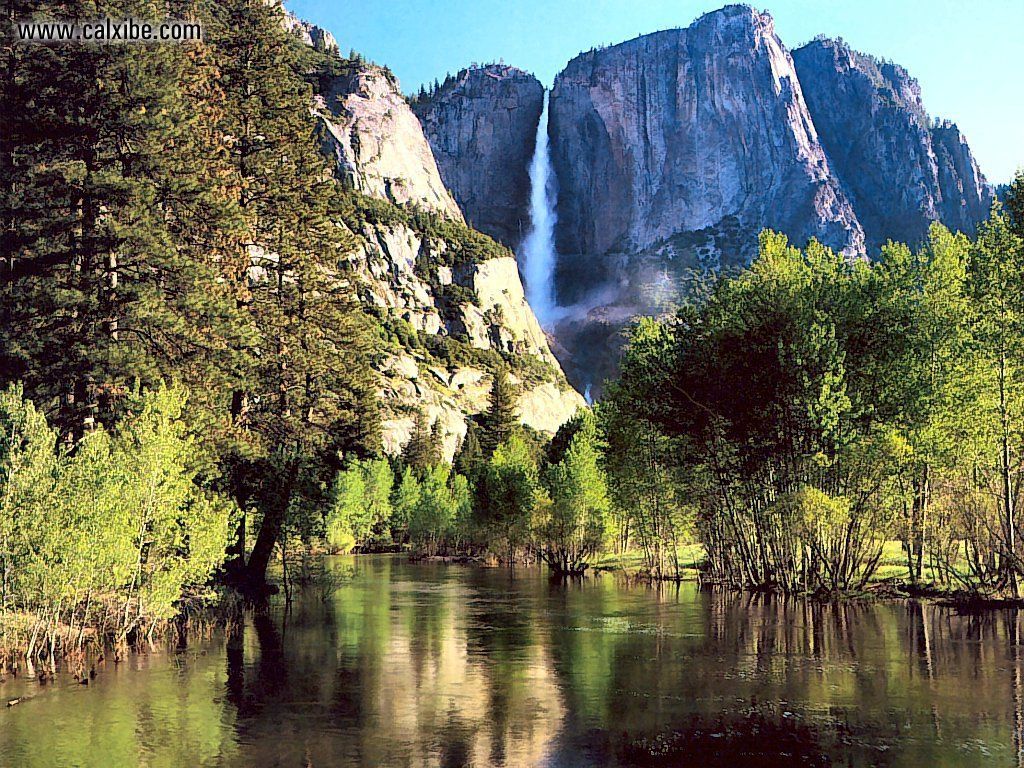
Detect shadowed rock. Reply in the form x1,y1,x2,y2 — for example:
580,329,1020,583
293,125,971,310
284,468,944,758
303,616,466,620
414,65,545,249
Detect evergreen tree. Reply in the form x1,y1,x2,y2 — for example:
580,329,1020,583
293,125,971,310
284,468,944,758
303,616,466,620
1,0,247,439
429,418,446,466
205,0,382,586
402,410,435,473
1004,170,1024,239
454,420,484,482
480,366,518,456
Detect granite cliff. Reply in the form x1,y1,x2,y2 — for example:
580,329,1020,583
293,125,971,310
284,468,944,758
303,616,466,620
345,211,585,459
792,38,992,252
413,65,545,249
304,44,584,457
317,63,465,219
548,5,864,308
296,3,994,398
415,6,992,393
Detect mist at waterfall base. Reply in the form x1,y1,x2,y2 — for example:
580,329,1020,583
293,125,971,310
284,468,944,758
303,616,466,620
521,92,558,329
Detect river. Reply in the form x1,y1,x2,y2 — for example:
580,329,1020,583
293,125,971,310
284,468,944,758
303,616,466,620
2,555,1022,766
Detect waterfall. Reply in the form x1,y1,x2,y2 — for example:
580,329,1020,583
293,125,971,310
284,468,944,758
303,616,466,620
521,91,558,328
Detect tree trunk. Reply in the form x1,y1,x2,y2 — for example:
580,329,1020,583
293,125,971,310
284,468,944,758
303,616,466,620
911,463,930,582
225,390,248,576
245,467,295,589
245,502,284,589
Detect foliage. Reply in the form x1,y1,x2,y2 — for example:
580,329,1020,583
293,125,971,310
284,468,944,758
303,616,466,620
326,458,395,553
476,435,539,563
408,464,471,555
480,367,519,457
402,411,443,472
0,384,236,655
534,411,612,574
603,209,1024,594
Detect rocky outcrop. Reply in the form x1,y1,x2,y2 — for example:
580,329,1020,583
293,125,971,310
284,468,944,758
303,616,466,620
548,4,863,306
792,38,993,251
413,65,544,248
282,10,338,53
287,31,584,457
317,64,464,219
348,220,585,459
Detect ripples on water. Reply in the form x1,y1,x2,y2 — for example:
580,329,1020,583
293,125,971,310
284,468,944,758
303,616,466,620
2,555,1024,767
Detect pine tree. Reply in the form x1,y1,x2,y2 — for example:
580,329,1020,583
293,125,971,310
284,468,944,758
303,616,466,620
429,418,445,466
480,366,518,456
403,410,435,472
454,420,484,481
205,0,381,586
1004,170,1024,239
1,0,246,439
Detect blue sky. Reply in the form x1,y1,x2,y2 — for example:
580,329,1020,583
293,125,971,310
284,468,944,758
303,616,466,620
287,0,1022,184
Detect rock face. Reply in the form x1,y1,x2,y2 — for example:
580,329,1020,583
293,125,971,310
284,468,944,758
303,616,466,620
309,58,584,458
282,11,338,53
295,4,994,404
317,65,464,219
414,65,544,248
548,4,863,306
792,38,992,251
348,220,585,460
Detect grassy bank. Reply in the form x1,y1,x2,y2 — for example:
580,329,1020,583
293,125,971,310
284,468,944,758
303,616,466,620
589,540,1024,605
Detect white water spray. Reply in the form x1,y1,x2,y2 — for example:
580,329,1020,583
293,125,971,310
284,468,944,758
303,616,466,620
521,91,558,327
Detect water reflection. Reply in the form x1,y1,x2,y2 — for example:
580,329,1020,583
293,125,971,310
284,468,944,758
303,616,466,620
2,555,1024,767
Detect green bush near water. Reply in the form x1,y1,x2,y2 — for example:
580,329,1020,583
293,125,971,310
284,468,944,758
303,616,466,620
0,384,236,656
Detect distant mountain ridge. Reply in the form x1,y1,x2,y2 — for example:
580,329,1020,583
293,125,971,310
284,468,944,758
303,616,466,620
792,36,991,253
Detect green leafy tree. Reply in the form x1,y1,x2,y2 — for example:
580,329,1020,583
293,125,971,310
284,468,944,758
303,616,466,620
536,410,612,574
869,225,972,581
107,386,237,633
0,383,236,653
390,466,422,539
477,434,538,564
966,205,1024,596
408,464,469,555
326,458,395,552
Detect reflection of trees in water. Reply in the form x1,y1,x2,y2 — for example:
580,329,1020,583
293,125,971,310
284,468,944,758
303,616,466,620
539,583,1024,765
615,705,863,767
1014,611,1024,768
222,560,564,767
215,563,1024,767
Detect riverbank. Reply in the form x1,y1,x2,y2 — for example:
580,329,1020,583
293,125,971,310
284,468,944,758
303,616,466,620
587,541,1024,608
0,588,243,674
6,540,1019,666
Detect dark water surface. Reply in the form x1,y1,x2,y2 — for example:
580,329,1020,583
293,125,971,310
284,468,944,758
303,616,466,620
3,555,1024,767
